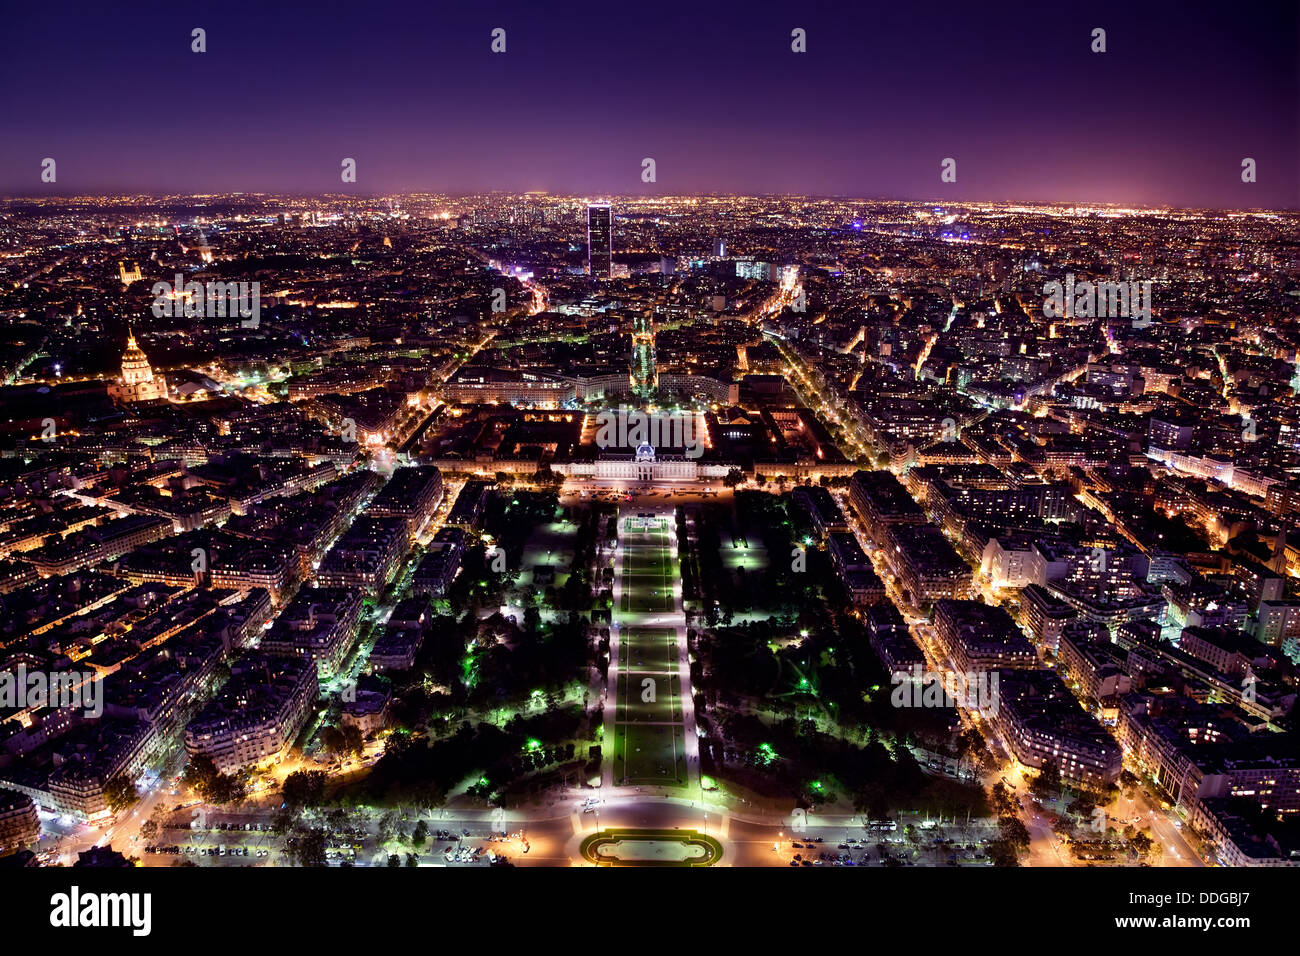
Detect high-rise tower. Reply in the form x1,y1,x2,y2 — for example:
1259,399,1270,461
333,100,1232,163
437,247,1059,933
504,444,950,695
587,203,611,279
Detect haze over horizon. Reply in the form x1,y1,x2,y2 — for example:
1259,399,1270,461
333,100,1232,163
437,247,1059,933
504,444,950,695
1,0,1296,208
2,190,1297,215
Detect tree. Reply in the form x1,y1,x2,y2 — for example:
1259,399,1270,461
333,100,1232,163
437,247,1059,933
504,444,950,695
1119,769,1139,793
341,723,365,756
723,468,746,489
989,782,1018,817
320,725,347,755
182,753,245,805
183,754,220,793
1066,793,1097,820
282,770,327,809
209,773,247,805
987,838,1020,867
270,808,298,836
998,815,1031,850
104,776,138,813
533,466,564,490
1129,831,1155,856
852,783,891,822
288,828,328,867
1029,760,1061,802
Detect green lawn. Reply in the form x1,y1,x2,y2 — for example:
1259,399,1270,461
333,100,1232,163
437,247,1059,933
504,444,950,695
618,527,675,613
613,721,688,786
611,514,687,788
615,671,683,723
617,626,678,670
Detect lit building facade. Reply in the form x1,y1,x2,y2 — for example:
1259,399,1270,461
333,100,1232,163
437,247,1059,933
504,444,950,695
107,330,168,403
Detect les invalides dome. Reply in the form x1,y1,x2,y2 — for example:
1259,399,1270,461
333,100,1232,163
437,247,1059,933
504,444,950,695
107,329,168,403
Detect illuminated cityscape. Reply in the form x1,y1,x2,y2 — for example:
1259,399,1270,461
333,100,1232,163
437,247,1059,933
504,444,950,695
0,7,1297,931
2,188,1298,876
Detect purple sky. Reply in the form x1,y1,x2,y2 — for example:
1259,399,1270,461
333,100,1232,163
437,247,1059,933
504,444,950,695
1,0,1296,208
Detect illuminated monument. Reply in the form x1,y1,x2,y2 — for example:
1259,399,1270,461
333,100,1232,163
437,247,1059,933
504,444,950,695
107,330,168,403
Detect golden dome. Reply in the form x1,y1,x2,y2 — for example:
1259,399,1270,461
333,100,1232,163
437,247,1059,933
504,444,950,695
120,331,155,385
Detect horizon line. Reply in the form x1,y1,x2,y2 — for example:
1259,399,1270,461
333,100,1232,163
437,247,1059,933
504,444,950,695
1,191,1296,216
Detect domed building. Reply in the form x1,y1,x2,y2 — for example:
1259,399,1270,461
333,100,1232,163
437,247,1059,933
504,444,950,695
107,330,168,403
591,440,700,483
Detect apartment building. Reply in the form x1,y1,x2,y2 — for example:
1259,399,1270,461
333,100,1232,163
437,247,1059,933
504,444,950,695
184,654,318,774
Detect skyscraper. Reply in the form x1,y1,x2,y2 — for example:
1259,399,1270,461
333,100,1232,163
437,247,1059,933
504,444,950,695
587,203,611,278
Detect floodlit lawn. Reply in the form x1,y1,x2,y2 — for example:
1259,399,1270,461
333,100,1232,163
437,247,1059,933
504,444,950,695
615,671,683,723
613,721,688,786
610,510,687,788
518,519,577,588
617,626,678,670
618,532,675,613
720,538,769,572
620,577,674,613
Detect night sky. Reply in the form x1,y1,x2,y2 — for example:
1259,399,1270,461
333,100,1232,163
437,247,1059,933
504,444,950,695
1,0,1296,207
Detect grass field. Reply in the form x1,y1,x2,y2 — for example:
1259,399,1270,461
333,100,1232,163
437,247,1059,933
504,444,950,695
519,519,577,589
612,721,688,786
612,626,686,783
616,626,678,670
615,671,683,722
618,518,675,613
611,511,689,788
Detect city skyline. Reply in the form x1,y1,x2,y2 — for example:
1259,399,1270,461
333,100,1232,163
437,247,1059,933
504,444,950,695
2,188,1299,878
5,189,1296,210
